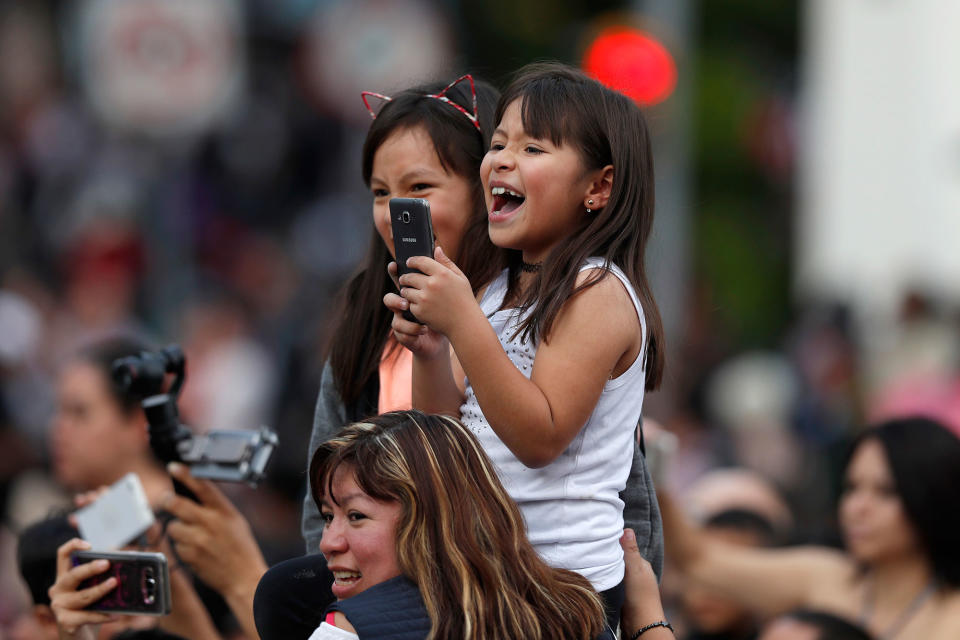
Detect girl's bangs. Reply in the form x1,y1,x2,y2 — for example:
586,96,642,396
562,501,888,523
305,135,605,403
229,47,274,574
515,81,581,148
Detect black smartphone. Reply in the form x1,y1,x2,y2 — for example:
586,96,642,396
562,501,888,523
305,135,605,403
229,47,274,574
71,549,172,616
389,197,435,323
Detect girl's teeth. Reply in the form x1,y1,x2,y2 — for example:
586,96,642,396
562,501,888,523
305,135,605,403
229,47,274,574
491,186,523,198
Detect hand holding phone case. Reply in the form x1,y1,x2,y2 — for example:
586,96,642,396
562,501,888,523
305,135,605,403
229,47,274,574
72,549,172,616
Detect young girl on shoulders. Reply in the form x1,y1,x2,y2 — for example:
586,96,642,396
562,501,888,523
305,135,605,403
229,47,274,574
387,62,665,629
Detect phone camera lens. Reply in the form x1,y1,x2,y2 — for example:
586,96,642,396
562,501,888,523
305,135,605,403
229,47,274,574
401,211,411,224
141,567,157,605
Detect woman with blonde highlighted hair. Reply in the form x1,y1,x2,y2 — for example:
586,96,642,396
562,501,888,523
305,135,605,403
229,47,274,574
307,410,613,640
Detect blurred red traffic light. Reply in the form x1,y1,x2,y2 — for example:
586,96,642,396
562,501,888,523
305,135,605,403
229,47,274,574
583,26,677,106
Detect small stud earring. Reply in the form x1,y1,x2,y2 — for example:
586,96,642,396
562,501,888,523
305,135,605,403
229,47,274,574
586,199,594,213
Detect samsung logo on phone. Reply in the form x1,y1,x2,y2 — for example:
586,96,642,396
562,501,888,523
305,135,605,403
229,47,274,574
401,237,417,243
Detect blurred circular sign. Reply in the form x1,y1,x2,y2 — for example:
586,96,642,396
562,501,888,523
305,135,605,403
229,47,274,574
582,26,677,106
299,0,452,124
78,0,243,137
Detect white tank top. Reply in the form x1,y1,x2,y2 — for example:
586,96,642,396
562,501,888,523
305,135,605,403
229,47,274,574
458,258,647,590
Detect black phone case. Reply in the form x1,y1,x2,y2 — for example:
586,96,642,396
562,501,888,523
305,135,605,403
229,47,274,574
389,198,435,323
72,550,172,616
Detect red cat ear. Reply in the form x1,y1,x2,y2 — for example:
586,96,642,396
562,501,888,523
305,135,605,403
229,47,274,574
360,91,392,120
425,74,479,131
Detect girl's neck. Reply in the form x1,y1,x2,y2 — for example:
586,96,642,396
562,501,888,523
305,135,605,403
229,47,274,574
505,269,537,307
519,259,541,274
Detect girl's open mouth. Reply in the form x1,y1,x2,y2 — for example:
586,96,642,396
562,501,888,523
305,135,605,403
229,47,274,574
491,186,525,214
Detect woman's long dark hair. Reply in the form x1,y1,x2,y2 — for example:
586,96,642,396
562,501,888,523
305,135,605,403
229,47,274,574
847,416,960,587
328,78,504,412
495,62,664,390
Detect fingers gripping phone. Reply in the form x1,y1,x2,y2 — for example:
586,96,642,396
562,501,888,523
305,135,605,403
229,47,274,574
72,549,172,616
389,198,435,323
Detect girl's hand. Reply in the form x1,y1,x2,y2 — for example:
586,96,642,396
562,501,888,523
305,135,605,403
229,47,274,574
398,246,476,337
385,257,451,360
49,538,119,639
384,292,448,360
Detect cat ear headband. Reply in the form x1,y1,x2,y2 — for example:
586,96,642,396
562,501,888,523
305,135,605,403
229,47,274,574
361,74,480,131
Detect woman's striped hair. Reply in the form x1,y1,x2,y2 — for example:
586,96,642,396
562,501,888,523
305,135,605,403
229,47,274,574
310,410,606,639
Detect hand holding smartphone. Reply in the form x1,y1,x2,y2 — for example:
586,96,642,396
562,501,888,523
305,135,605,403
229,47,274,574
71,549,172,616
389,197,435,323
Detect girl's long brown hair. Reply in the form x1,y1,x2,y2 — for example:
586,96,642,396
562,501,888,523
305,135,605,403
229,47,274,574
328,78,505,412
311,411,607,640
497,62,665,390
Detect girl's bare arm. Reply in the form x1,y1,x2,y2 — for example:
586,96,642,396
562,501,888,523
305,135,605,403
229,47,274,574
446,270,639,467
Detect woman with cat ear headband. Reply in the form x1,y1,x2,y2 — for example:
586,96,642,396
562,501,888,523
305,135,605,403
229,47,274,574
253,74,505,639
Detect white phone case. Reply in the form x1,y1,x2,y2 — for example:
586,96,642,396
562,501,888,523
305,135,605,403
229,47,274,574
75,473,155,550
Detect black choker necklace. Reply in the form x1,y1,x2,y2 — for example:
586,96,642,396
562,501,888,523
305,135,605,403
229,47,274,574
520,261,542,273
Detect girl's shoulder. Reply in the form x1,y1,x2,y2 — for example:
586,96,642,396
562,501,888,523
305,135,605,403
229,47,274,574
574,259,644,323
575,258,633,291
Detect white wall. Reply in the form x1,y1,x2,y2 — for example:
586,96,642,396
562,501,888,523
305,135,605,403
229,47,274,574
798,0,960,317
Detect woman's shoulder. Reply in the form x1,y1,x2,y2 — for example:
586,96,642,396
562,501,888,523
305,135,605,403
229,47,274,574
329,576,431,639
921,588,960,640
795,548,864,610
309,617,359,640
934,586,960,616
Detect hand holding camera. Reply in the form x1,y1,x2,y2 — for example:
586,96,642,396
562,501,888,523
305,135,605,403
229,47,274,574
161,462,268,636
112,344,278,488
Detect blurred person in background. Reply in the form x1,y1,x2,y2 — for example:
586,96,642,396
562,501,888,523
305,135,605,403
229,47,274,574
177,292,276,436
678,508,777,640
866,290,960,435
48,337,170,505
659,417,960,640
659,466,790,640
679,468,793,542
9,328,273,639
757,610,872,640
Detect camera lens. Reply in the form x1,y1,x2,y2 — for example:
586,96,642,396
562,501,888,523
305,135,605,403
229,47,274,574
141,567,157,605
401,211,411,223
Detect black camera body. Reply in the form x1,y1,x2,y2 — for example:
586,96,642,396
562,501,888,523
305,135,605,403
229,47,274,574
113,345,277,487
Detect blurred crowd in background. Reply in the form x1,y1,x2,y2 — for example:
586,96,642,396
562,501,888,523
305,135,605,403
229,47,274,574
1,0,959,638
